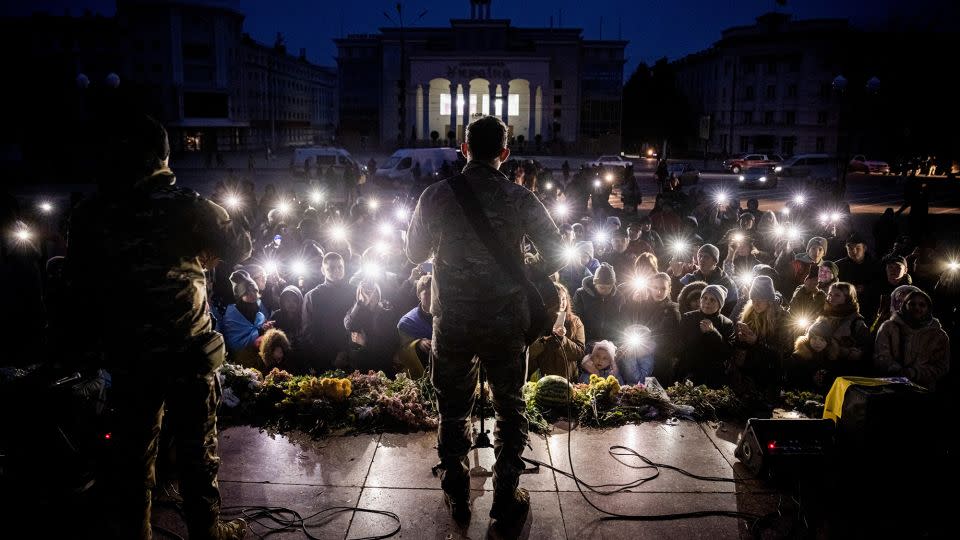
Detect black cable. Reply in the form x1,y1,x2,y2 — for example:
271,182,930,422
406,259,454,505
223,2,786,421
543,346,768,526
154,495,401,540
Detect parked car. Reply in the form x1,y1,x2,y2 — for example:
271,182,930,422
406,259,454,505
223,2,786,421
774,154,838,182
667,162,700,186
737,166,777,188
722,153,783,174
586,155,634,169
848,155,891,175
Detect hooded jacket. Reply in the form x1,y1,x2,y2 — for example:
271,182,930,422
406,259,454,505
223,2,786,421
814,304,872,367
788,284,826,318
270,285,303,339
874,313,950,390
572,275,622,343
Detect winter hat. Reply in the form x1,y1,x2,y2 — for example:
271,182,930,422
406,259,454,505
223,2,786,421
279,285,304,306
701,284,728,306
752,264,779,281
884,255,908,272
230,269,259,302
243,264,266,280
606,216,622,231
819,260,840,281
902,289,933,310
698,243,720,264
890,284,921,312
749,275,777,302
806,237,828,252
845,232,867,246
591,339,618,359
575,240,595,259
593,263,617,285
808,317,832,339
678,281,708,312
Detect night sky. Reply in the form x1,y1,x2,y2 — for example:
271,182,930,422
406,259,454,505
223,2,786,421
4,0,953,75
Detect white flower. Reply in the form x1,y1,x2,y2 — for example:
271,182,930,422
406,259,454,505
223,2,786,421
221,387,241,408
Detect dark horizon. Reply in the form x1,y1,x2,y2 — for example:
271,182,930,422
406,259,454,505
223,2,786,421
3,0,956,75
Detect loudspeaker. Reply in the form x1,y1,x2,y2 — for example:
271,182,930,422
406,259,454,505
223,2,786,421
735,418,835,478
836,382,935,459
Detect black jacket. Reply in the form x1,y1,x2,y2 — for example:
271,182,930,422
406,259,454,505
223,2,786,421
677,310,735,386
572,275,623,344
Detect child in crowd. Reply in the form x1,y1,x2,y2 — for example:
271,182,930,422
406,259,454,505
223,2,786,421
580,340,623,384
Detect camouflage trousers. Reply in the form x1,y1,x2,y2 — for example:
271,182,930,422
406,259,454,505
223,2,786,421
101,337,226,539
431,322,529,495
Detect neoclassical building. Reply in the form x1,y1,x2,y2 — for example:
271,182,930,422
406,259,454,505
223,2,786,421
335,0,626,150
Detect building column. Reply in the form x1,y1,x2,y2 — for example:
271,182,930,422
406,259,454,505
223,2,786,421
448,81,458,141
488,81,497,117
527,83,536,141
535,85,542,138
461,81,471,137
421,83,430,141
500,80,510,126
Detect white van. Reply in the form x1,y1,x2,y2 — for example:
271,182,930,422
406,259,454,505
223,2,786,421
373,148,462,189
292,147,359,174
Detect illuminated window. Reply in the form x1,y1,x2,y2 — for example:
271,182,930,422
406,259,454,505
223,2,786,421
439,93,466,115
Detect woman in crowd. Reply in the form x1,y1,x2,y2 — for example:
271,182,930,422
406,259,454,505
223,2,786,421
809,282,872,377
528,282,585,382
677,285,735,385
620,272,681,384
730,276,789,392
874,290,950,390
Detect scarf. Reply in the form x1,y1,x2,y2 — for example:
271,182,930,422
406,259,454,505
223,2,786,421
823,302,858,319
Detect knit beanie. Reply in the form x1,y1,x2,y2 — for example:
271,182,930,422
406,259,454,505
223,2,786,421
698,244,720,264
593,263,617,285
884,255,908,272
591,339,618,359
605,216,622,231
230,269,259,302
806,237,828,252
808,317,832,339
701,284,728,306
819,260,840,281
748,275,777,302
890,284,921,312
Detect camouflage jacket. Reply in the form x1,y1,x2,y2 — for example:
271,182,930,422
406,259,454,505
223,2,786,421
68,171,252,348
405,161,565,325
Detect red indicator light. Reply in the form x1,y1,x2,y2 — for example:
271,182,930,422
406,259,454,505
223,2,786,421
767,441,776,450
105,433,112,440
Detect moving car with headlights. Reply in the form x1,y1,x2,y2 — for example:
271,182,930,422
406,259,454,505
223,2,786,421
737,166,777,188
848,155,891,175
722,153,783,174
667,162,700,186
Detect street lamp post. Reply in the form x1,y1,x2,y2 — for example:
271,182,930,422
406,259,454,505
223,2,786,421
832,74,880,198
384,4,427,146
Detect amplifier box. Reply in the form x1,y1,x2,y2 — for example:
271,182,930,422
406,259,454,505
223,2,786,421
735,418,835,478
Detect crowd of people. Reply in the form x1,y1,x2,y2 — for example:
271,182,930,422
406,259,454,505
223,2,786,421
4,149,957,402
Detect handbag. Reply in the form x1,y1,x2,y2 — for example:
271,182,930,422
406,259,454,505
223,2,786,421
447,174,560,345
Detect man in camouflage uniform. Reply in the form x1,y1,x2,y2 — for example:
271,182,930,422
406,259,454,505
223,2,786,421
405,116,565,523
68,115,251,539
